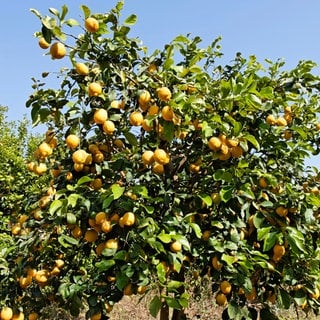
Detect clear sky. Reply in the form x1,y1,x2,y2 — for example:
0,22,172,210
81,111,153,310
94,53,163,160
1,1,320,166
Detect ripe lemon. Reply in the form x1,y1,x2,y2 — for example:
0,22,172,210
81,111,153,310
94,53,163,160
138,90,151,108
230,146,243,158
102,120,115,135
55,259,65,269
283,130,292,140
28,312,39,320
189,163,201,173
211,255,223,270
216,293,227,306
220,280,232,295
105,238,119,249
148,63,157,73
142,150,155,166
157,87,172,101
121,212,136,227
208,137,222,151
202,230,211,241
137,285,147,294
142,119,153,131
66,134,80,149
129,111,144,126
93,108,108,124
38,37,50,49
71,226,82,238
275,206,288,217
275,117,287,126
153,149,170,165
72,149,88,164
273,244,285,257
101,220,112,233
75,62,89,75
245,287,257,301
152,163,164,174
38,142,53,158
84,229,98,243
85,17,99,33
105,302,113,313
50,42,66,59
95,212,107,225
12,312,24,320
90,312,102,320
170,240,182,253
161,105,174,121
266,114,276,125
147,104,159,115
111,100,124,109
123,283,133,296
88,82,102,97
258,177,268,189
34,270,49,284
34,163,47,175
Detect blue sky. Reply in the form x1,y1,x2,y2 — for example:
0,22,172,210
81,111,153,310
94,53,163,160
2,1,320,124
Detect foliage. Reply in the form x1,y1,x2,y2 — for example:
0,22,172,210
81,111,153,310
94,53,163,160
3,1,320,319
0,106,48,315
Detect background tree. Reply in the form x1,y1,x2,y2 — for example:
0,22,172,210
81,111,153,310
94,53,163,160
2,1,320,319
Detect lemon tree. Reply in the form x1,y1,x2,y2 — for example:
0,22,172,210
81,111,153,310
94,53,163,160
3,2,320,319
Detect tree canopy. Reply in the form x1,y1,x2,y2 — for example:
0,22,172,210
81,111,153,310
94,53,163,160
2,2,320,320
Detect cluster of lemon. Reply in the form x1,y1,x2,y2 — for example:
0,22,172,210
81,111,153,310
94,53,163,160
208,134,243,161
26,131,57,176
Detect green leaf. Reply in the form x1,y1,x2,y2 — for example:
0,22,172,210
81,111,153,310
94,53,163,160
257,226,272,241
68,193,79,207
49,7,60,17
163,121,175,143
164,296,181,309
66,212,77,225
221,253,237,266
228,301,242,319
157,231,172,243
149,295,162,318
111,183,125,199
243,133,260,150
58,235,79,248
77,176,93,185
189,223,202,238
278,288,291,309
103,195,114,209
156,262,167,283
60,5,68,20
261,239,277,254
220,186,233,203
124,131,138,146
198,194,212,206
95,259,115,272
259,86,274,99
64,18,79,27
49,199,63,215
286,227,305,253
167,280,184,292
124,14,137,25
80,5,91,19
30,8,41,18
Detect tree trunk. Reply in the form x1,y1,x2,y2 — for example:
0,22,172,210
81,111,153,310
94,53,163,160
172,309,187,320
160,301,169,320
